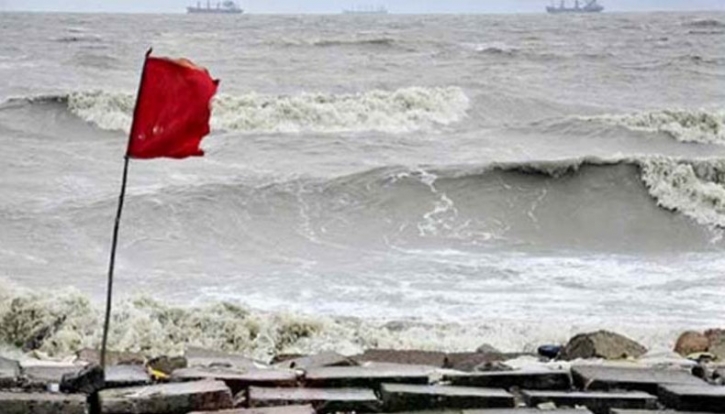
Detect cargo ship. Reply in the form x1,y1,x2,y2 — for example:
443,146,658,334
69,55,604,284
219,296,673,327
342,5,388,14
187,1,243,14
546,0,603,13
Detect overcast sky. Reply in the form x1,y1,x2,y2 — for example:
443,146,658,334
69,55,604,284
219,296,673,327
1,0,724,14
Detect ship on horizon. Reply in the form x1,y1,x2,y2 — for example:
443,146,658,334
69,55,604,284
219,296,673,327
342,5,388,14
187,0,243,14
546,0,603,13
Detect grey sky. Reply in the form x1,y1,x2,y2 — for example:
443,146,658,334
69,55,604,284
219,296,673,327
2,0,724,14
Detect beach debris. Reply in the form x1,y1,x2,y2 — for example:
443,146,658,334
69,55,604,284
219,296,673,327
59,364,104,394
97,380,233,414
444,369,571,390
380,383,514,411
560,330,647,361
675,331,710,356
538,345,563,360
147,355,187,376
571,365,706,393
521,390,657,414
245,386,381,412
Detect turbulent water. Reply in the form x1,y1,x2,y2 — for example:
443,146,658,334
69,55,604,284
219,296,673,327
1,11,724,359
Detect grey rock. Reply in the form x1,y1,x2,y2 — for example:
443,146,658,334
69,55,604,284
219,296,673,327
274,351,356,370
475,344,500,354
98,380,233,414
561,330,647,361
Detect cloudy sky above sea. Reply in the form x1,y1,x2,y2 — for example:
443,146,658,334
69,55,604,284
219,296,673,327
0,0,723,13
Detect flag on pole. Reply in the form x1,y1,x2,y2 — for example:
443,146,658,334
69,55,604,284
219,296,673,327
101,51,218,369
127,54,219,159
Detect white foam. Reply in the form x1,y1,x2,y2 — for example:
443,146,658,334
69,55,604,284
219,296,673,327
595,109,725,145
66,87,470,134
639,157,725,228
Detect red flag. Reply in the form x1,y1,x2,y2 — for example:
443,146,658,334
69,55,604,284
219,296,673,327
127,52,219,159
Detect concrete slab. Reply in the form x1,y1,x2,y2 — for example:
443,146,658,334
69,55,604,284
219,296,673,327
385,410,594,414
172,367,298,394
20,362,83,389
611,410,719,414
303,364,433,388
98,380,233,414
189,405,315,414
445,353,532,372
445,370,571,390
380,383,514,411
104,364,151,388
521,390,657,414
274,351,356,370
0,357,20,388
76,348,144,366
572,365,705,393
186,347,265,370
0,391,86,414
658,383,725,413
246,386,381,413
354,349,448,367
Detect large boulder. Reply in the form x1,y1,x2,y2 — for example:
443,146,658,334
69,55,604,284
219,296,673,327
560,330,647,361
705,329,725,360
674,331,710,356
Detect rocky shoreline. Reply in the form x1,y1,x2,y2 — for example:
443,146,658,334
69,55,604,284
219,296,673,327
0,329,724,413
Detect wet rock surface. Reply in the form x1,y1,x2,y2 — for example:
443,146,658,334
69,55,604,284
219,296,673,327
561,330,647,360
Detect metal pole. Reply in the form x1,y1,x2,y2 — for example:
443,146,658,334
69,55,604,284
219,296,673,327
100,48,151,369
100,155,130,369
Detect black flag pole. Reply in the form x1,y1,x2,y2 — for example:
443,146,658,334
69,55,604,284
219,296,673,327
100,48,152,369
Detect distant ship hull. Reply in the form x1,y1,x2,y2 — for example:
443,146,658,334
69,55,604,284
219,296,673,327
187,6,243,14
546,6,603,13
342,10,388,14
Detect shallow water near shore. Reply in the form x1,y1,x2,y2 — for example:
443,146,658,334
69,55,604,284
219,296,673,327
0,11,724,356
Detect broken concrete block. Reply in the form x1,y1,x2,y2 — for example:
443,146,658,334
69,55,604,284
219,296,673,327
104,365,152,388
380,383,514,411
98,380,233,414
0,357,20,388
444,369,571,390
444,352,531,372
20,362,84,390
0,391,87,414
560,330,647,361
189,405,316,414
611,410,718,414
303,364,432,388
186,347,265,370
246,386,381,413
521,390,657,414
274,351,356,370
658,383,725,412
572,365,705,393
60,364,104,394
354,349,448,367
172,367,298,395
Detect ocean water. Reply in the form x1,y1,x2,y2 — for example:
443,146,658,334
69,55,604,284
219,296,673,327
1,11,724,359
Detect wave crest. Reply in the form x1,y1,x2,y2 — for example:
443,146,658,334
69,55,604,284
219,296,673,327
64,87,470,134
591,109,725,145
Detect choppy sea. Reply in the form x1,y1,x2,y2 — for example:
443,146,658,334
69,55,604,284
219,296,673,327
0,11,724,359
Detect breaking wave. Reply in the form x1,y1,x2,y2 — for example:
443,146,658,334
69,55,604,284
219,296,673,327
0,281,693,360
586,109,725,145
29,87,469,134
